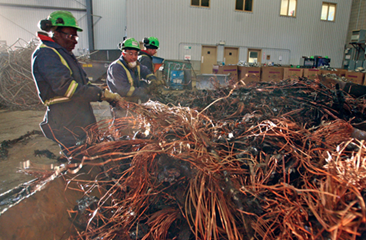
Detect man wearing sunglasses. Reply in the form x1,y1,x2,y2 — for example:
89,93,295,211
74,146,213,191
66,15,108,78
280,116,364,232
32,11,121,157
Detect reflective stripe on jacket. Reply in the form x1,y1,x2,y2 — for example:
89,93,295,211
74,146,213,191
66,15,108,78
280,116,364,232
106,56,156,101
117,60,140,97
35,44,81,106
32,34,102,148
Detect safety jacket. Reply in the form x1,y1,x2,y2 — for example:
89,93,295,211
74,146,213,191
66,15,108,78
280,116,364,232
106,55,156,103
32,32,102,149
138,50,155,73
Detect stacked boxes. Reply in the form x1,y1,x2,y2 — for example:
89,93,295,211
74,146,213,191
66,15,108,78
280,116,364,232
283,68,304,80
321,69,340,76
206,66,365,86
212,65,238,81
345,72,365,85
335,68,347,77
319,76,339,88
303,69,321,80
261,67,284,82
238,66,261,84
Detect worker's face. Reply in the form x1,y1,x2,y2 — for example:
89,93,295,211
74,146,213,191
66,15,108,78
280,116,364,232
53,27,78,53
146,48,157,56
123,49,138,63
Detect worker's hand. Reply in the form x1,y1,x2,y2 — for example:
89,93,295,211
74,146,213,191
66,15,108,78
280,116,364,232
101,89,122,103
146,79,165,93
154,79,166,87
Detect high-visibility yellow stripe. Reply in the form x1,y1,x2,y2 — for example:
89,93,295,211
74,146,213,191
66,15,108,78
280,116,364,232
65,80,78,98
40,44,72,75
117,61,140,97
44,97,70,106
39,44,79,105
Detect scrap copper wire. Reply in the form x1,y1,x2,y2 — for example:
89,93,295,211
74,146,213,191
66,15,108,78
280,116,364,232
46,78,366,239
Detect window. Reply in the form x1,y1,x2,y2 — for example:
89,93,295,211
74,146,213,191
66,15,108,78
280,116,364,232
321,2,336,22
280,0,297,17
191,0,210,7
235,0,253,12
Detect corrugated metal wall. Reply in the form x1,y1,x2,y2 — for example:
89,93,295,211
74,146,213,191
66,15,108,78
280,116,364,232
0,0,89,54
0,0,355,67
127,0,352,68
92,0,127,50
346,0,366,44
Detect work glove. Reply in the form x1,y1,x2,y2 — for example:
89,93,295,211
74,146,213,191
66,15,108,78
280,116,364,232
147,79,165,93
154,79,166,87
100,89,122,103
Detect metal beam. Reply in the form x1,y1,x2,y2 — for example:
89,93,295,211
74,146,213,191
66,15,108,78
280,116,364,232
0,3,86,12
86,0,94,51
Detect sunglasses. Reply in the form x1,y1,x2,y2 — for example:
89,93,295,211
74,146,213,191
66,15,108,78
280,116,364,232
58,30,79,41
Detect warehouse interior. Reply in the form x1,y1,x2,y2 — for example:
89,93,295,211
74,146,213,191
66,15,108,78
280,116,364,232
1,0,366,239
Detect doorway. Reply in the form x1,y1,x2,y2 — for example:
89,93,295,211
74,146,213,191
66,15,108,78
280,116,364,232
201,45,218,74
224,47,239,65
247,49,262,64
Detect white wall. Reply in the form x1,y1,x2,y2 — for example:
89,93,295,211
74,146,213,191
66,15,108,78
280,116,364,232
0,0,353,67
92,0,127,50
0,0,89,54
127,0,352,68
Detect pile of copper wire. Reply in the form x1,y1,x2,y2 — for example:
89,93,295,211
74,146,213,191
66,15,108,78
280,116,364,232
0,39,44,110
61,78,366,240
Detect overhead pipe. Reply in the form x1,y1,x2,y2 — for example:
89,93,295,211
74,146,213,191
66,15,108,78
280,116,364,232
0,3,85,11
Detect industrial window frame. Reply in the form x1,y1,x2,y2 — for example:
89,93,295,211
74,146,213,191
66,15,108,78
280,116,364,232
235,0,253,12
280,0,297,17
191,0,210,8
321,2,337,22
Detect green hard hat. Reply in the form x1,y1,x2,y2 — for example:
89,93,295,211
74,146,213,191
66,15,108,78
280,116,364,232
143,37,159,49
39,11,82,32
49,11,82,31
120,38,140,50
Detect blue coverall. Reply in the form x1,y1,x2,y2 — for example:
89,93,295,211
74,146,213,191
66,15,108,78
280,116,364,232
32,32,102,152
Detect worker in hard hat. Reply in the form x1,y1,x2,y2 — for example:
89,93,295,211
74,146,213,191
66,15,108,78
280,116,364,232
138,37,159,73
32,10,121,156
106,37,163,118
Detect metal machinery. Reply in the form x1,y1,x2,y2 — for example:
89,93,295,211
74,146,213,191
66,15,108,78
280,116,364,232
162,60,192,90
301,56,331,68
343,29,366,70
300,56,315,68
80,49,121,83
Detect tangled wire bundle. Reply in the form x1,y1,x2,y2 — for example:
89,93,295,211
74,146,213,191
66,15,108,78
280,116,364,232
53,78,366,240
0,39,44,110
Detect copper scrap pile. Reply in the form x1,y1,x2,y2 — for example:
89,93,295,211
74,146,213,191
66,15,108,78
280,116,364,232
0,39,44,110
65,78,366,240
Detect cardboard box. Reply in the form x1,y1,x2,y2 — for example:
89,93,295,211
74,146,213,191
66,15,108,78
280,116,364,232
283,68,304,80
320,77,339,88
261,67,284,82
212,65,238,81
346,72,365,85
303,69,321,80
321,70,340,76
335,68,347,77
238,66,261,84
